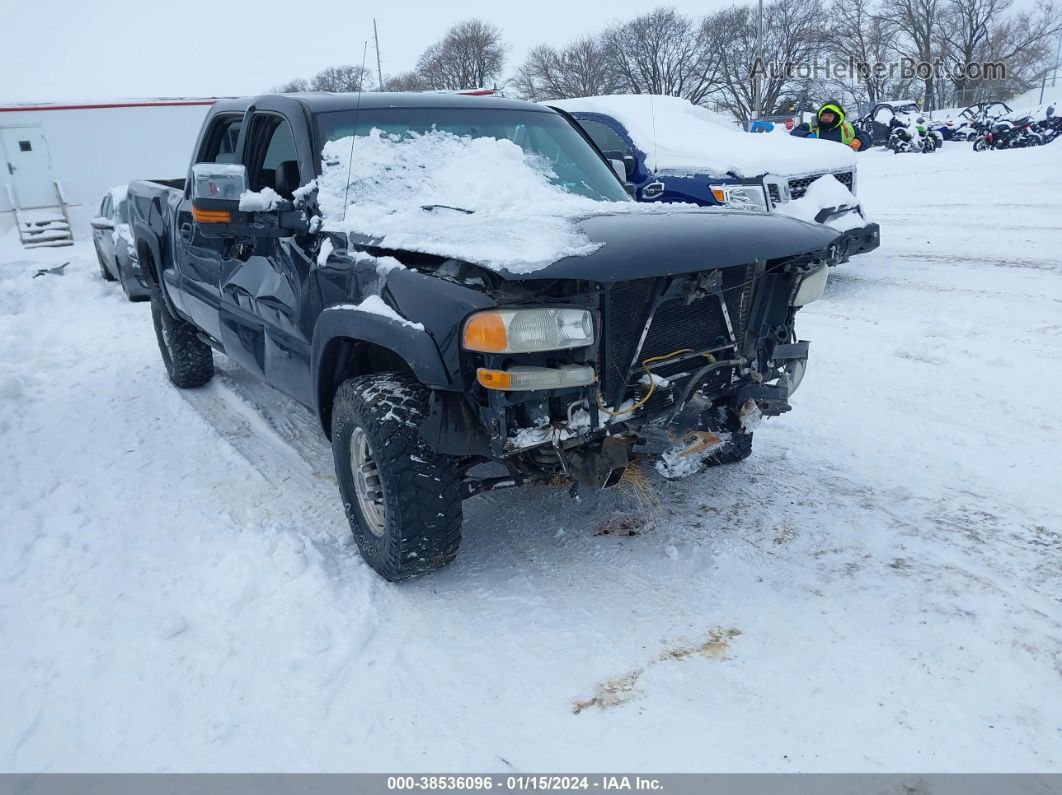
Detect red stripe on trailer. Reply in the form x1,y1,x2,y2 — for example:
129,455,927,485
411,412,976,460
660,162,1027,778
0,100,218,113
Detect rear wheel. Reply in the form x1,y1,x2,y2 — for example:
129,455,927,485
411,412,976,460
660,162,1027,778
150,287,213,388
331,372,463,581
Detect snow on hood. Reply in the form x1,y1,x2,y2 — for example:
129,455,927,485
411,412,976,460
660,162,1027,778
548,95,856,178
316,128,682,274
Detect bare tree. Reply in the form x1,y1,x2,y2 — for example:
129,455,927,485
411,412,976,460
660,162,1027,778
513,37,619,101
713,0,827,120
416,19,506,90
601,7,724,104
273,78,310,93
943,0,1060,103
876,0,947,108
310,65,373,93
823,0,917,105
381,71,429,92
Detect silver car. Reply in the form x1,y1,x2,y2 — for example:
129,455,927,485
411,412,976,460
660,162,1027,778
91,186,150,301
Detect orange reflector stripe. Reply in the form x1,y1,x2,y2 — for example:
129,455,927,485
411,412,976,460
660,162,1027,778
711,189,726,203
477,368,512,390
192,207,232,223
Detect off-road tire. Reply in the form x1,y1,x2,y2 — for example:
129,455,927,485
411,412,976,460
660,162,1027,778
331,373,463,581
150,287,213,388
96,246,116,281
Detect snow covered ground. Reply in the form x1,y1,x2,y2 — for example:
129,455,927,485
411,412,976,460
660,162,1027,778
1,142,1061,772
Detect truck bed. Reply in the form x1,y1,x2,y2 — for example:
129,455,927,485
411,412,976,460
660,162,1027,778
127,179,187,301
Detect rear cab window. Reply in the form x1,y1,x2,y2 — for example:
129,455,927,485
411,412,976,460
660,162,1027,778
197,115,244,164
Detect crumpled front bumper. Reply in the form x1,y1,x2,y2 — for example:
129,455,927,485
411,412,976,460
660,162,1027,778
813,206,881,264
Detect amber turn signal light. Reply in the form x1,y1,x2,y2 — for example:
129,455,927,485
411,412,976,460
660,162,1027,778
463,311,508,352
192,207,232,224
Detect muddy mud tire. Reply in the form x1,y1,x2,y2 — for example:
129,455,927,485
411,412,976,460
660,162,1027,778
331,372,463,581
150,287,214,388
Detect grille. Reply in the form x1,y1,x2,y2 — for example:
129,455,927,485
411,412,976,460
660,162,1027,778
788,170,853,199
600,265,753,412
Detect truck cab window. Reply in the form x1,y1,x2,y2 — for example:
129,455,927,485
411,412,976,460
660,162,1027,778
198,117,243,164
249,117,300,197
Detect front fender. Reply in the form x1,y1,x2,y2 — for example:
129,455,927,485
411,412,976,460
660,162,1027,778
311,306,453,433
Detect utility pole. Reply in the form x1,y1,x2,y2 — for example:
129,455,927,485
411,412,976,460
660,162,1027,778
753,0,764,125
373,19,384,91
1053,28,1061,88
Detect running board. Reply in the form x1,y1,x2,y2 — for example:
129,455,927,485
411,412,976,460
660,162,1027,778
196,332,225,353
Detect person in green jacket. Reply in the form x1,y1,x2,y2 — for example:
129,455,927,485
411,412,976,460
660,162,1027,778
790,100,869,150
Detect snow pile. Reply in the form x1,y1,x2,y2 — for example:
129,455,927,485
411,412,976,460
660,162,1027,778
317,130,615,273
549,95,856,177
239,187,283,212
774,174,867,232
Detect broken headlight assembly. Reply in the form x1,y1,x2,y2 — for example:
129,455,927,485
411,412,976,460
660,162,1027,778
709,183,768,212
791,262,829,306
462,308,595,353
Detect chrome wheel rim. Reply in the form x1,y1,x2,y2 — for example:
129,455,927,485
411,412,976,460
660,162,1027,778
349,426,386,537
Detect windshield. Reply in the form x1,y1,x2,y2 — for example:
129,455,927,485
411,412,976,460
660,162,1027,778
316,107,630,203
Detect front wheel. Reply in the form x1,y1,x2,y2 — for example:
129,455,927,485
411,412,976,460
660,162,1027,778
331,373,463,581
973,136,989,152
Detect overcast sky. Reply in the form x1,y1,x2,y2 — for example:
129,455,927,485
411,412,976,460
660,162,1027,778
3,0,733,104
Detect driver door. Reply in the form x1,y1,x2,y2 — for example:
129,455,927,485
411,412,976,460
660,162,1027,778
216,112,315,403
176,113,244,339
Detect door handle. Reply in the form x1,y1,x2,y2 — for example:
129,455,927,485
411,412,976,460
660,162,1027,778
179,222,193,240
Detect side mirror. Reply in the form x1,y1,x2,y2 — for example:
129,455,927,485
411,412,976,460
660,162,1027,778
91,217,115,231
191,163,248,235
609,158,627,183
604,150,637,180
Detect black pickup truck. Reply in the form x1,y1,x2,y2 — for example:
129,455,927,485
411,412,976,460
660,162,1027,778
129,92,838,581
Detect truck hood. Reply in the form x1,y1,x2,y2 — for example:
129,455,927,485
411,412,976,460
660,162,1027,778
490,207,838,282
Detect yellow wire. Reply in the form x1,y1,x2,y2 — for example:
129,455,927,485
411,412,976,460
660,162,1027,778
594,348,715,417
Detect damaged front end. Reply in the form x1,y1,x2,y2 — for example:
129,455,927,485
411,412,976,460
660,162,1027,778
444,251,829,494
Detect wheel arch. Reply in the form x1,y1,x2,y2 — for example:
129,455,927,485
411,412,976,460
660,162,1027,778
312,310,453,439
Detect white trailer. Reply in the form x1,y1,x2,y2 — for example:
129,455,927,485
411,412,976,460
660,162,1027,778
0,98,216,247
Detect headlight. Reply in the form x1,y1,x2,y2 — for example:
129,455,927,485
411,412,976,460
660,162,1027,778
463,308,594,353
792,263,829,306
709,184,768,212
